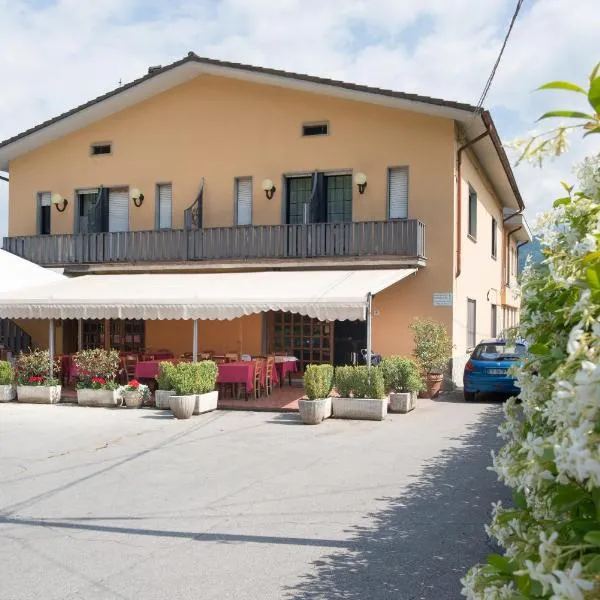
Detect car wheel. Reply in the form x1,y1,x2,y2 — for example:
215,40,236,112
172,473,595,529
464,391,476,402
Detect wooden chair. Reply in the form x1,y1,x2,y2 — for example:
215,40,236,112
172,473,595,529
199,351,213,360
180,352,193,361
225,352,239,363
265,356,275,396
251,359,264,401
123,354,138,382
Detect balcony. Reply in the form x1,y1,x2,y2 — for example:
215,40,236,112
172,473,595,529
3,220,426,270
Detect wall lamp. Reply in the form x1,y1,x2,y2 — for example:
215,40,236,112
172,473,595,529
130,187,145,207
262,178,276,200
354,172,367,194
51,192,68,212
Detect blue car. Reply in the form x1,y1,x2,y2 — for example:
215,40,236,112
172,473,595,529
463,339,526,402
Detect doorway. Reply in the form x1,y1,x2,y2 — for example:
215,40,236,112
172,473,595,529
333,320,367,366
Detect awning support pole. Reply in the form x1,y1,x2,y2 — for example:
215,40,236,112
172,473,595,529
366,293,372,371
49,319,55,380
77,318,83,351
192,319,198,363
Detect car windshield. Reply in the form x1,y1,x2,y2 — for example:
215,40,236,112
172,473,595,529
472,343,526,361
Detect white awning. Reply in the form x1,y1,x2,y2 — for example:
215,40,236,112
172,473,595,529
0,269,417,321
0,248,65,294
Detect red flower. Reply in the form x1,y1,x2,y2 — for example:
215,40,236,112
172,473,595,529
92,377,106,385
28,375,43,383
128,379,140,389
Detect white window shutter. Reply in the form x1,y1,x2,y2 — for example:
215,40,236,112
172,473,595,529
388,167,408,219
158,184,172,229
108,188,129,232
236,178,252,226
40,192,51,207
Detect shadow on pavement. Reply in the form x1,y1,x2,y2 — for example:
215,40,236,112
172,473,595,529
284,406,510,600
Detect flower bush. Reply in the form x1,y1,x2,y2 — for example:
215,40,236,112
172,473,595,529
462,69,600,600
380,356,424,394
15,349,60,386
304,364,334,400
0,360,14,385
118,379,151,401
73,348,120,390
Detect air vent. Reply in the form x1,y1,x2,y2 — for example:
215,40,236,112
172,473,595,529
91,143,111,156
302,122,328,137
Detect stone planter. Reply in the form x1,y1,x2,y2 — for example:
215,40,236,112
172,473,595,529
298,398,332,424
194,390,219,415
155,389,175,410
169,395,196,419
332,397,387,421
123,391,144,409
77,388,121,407
0,384,16,402
17,385,62,404
389,391,417,414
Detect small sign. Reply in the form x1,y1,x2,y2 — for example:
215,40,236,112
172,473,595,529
433,292,453,306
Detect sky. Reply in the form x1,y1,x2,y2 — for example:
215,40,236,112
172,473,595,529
1,0,599,239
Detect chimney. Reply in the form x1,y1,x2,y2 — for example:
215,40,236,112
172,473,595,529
148,65,162,74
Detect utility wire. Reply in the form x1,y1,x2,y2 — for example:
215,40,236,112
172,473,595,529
474,0,525,113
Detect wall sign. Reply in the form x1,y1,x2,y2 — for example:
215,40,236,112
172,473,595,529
433,292,453,306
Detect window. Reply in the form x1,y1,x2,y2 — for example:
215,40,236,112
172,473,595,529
157,183,172,229
388,167,408,219
82,319,105,349
302,122,328,136
91,143,111,155
491,304,497,337
326,174,352,223
467,298,477,348
235,177,252,226
110,319,145,352
491,217,497,258
37,192,51,235
468,186,477,239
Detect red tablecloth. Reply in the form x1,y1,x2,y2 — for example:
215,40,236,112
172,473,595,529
217,361,256,392
135,360,161,379
275,359,298,384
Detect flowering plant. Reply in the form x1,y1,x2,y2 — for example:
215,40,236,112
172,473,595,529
15,349,60,386
73,348,119,390
118,379,150,401
462,69,600,600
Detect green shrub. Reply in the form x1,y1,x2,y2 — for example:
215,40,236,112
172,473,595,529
171,361,218,395
334,365,385,399
381,356,424,393
0,361,13,385
156,361,177,391
73,348,120,389
304,364,334,400
15,349,60,386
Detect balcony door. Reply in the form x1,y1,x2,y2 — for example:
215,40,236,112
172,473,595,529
77,187,129,233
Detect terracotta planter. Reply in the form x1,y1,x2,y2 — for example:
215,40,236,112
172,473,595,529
194,390,219,415
77,388,121,407
123,391,144,409
169,395,195,419
155,389,175,410
423,374,444,398
332,397,387,421
0,384,16,402
17,385,61,404
389,391,417,413
298,397,332,424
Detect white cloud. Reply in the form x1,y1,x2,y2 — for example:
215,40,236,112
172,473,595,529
0,0,599,239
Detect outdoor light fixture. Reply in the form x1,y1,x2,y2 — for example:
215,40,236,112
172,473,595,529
51,192,68,212
130,187,145,207
262,178,276,200
354,172,367,194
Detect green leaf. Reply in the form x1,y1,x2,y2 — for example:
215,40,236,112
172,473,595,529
583,127,600,137
538,110,596,121
584,531,600,545
593,488,600,521
586,265,600,290
591,63,600,83
513,489,527,509
529,343,550,356
553,196,571,208
537,80,587,94
582,252,600,265
487,553,512,573
588,76,600,113
584,554,600,574
560,180,574,193
552,485,586,511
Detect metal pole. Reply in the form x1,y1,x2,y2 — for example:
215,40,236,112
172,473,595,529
77,318,83,351
49,319,55,380
192,319,198,362
366,293,372,370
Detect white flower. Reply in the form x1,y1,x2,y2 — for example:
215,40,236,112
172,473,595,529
525,559,556,595
550,562,594,600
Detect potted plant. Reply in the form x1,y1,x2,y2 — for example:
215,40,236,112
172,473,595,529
410,318,453,398
332,365,387,421
119,379,151,409
299,364,334,424
155,361,176,409
73,348,121,407
15,349,61,404
381,356,424,413
191,361,219,415
0,360,16,402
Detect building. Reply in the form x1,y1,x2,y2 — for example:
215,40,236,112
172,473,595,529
0,53,530,382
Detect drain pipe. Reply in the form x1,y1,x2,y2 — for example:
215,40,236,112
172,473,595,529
456,130,490,278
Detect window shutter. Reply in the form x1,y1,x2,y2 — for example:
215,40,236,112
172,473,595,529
40,192,51,207
388,167,408,219
236,178,252,226
108,188,129,232
158,184,172,229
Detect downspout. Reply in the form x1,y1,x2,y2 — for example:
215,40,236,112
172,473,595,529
455,130,490,278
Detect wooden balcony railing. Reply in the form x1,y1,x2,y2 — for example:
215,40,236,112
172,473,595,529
3,220,426,267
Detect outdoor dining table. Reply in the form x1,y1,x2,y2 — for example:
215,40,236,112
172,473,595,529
274,357,298,386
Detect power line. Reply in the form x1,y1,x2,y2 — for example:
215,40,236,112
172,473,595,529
474,0,525,113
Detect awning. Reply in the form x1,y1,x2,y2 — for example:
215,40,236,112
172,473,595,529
0,269,417,321
0,248,65,294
